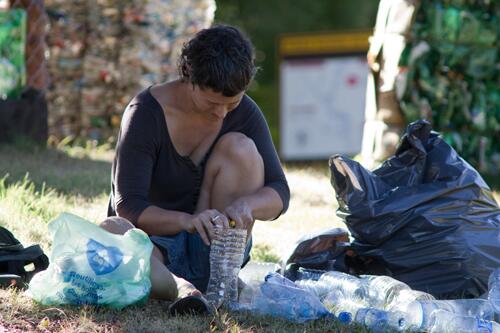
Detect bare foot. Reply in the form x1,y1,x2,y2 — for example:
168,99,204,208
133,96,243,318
174,276,202,298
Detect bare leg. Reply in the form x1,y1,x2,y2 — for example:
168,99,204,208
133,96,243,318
196,132,265,234
99,217,198,301
196,133,264,298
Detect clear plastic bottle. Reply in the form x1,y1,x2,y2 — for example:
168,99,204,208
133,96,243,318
361,275,411,309
234,273,333,322
294,279,331,300
205,226,247,308
353,307,408,333
488,268,500,314
294,271,370,301
386,289,436,312
429,309,500,333
265,272,299,287
259,273,333,322
324,289,367,321
404,299,495,331
318,271,369,300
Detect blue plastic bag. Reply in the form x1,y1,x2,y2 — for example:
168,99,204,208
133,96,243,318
27,213,153,308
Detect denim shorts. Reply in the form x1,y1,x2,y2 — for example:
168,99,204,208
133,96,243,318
150,231,252,292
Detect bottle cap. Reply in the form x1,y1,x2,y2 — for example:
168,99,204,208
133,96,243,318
338,311,352,324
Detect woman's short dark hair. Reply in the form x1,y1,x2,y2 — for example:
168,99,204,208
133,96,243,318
178,24,257,97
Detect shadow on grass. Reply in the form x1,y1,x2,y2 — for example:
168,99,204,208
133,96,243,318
19,301,363,333
0,283,374,333
0,144,112,198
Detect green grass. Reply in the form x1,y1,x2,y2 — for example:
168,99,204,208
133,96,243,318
0,143,111,253
0,143,111,198
250,244,281,263
1,142,498,333
0,286,371,332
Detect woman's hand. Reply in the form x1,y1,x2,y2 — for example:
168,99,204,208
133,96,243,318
224,198,254,232
184,209,229,246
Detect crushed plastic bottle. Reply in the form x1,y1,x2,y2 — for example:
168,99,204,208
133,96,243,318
265,272,299,287
234,273,333,323
321,271,368,299
323,289,367,319
296,271,434,312
404,299,495,331
294,271,369,301
295,278,331,300
488,268,500,314
352,307,408,333
386,289,436,312
324,287,408,332
205,226,247,308
361,275,412,309
429,309,500,333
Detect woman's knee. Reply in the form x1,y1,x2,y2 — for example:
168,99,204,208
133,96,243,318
213,132,262,167
99,216,135,235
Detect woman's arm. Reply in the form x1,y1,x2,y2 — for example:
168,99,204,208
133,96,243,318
113,103,159,223
224,187,284,223
135,206,190,235
136,206,224,246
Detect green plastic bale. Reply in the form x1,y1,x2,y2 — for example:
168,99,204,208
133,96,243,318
0,9,26,100
430,4,461,42
467,47,497,79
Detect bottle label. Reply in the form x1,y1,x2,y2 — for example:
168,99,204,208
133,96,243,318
476,318,492,333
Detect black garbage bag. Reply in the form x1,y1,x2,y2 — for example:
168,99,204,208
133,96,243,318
329,120,500,299
282,228,351,280
0,226,49,288
284,228,350,269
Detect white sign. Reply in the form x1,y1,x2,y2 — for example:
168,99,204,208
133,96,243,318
280,56,368,160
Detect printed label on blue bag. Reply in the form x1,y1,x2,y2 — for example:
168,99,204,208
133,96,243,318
477,318,492,333
59,271,104,305
60,287,99,305
86,239,123,275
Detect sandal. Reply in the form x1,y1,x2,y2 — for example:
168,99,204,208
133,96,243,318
168,295,214,316
0,274,24,289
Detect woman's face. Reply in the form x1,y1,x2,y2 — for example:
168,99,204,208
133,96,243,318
190,85,244,121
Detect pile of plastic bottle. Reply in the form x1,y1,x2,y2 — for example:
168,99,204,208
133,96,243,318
235,268,500,332
233,271,333,323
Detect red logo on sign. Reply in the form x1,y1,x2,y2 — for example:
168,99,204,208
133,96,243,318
346,75,359,87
